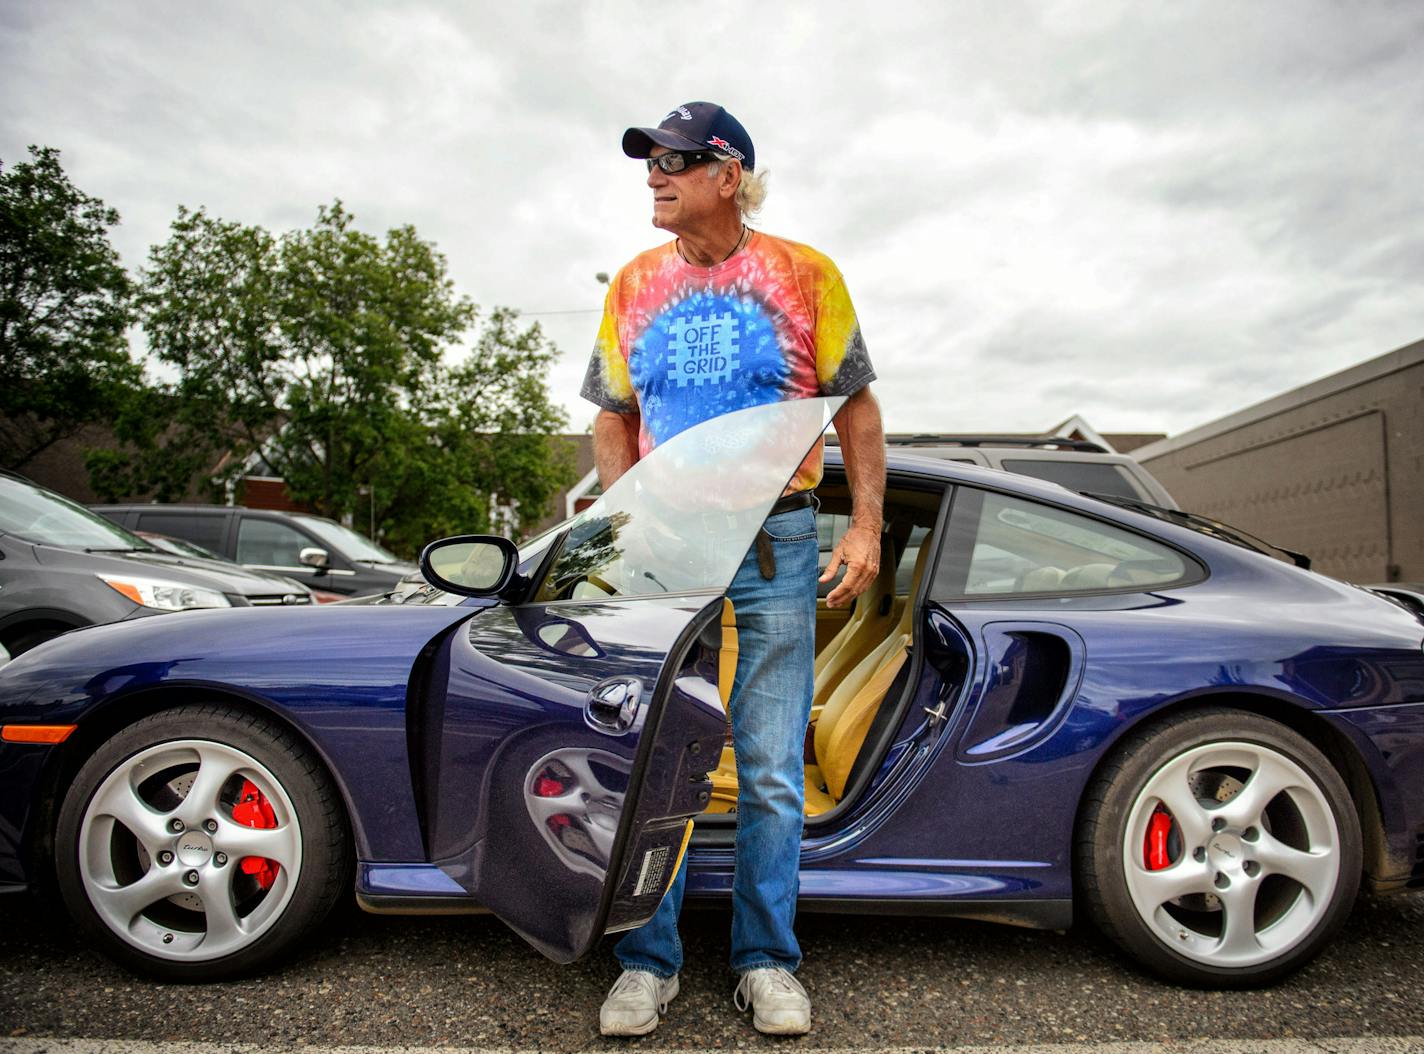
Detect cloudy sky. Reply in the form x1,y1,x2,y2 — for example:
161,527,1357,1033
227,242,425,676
4,2,1421,438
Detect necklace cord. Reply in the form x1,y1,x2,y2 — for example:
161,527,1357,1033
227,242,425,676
678,225,748,267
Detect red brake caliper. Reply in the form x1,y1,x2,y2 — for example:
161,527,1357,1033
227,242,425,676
232,778,279,890
1144,806,1173,870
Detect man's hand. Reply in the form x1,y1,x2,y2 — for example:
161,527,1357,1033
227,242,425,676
820,524,881,608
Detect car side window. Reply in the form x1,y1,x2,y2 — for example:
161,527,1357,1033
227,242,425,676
135,512,226,552
236,518,314,568
999,459,1146,501
934,489,1192,598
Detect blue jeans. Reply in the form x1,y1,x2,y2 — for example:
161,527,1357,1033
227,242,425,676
615,505,818,978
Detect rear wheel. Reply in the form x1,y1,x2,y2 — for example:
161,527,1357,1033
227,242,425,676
55,705,351,981
1077,708,1361,987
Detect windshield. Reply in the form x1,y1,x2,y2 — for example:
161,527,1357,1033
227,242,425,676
0,477,153,550
533,397,843,603
142,533,227,561
292,514,401,563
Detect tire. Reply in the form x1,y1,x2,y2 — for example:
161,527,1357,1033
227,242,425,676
54,704,351,981
5,625,74,658
1076,707,1362,987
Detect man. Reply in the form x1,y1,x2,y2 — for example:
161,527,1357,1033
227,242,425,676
581,101,885,1037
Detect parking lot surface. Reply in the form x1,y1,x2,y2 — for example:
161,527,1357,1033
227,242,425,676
2,891,1422,1049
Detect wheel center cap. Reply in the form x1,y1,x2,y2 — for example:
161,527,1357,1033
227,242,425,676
175,831,213,866
1208,833,1244,870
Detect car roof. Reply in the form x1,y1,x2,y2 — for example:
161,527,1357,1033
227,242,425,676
93,503,337,525
825,447,1255,561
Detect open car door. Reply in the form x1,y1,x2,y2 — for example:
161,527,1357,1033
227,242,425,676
425,397,843,962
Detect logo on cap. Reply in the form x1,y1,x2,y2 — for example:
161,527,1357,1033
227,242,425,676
665,106,693,122
708,136,745,161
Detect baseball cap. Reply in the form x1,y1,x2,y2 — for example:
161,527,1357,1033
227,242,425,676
622,101,756,171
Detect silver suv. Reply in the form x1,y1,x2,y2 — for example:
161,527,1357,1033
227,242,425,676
852,435,1178,509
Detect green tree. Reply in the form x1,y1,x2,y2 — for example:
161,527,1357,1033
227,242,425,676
126,201,572,554
0,145,141,468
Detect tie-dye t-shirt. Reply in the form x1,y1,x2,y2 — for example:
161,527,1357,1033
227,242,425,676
580,231,875,492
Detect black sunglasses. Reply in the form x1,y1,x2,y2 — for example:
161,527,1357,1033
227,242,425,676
645,150,719,175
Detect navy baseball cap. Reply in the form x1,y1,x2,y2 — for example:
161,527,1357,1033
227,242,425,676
622,101,756,171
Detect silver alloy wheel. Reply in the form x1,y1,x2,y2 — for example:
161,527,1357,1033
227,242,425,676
524,746,630,880
77,738,303,961
1122,740,1340,968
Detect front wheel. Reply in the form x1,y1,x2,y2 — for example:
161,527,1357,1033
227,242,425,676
1076,708,1362,987
54,705,351,981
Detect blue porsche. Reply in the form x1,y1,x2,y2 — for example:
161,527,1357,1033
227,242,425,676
1,397,1421,988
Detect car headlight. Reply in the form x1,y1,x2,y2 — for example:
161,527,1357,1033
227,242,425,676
97,575,231,611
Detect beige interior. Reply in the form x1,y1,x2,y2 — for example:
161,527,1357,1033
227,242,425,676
705,513,933,818
811,532,898,721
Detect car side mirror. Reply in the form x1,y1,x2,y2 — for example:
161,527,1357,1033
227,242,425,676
419,535,523,599
299,546,331,571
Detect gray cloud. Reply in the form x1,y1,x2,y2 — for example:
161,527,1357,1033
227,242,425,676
4,1,1421,439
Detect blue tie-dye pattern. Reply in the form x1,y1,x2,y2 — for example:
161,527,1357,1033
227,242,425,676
629,291,789,447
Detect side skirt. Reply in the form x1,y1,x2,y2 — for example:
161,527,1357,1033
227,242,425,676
686,893,1072,931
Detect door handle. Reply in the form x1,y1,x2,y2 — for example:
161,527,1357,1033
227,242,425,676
586,676,643,732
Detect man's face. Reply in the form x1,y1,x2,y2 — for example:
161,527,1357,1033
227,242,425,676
646,146,726,233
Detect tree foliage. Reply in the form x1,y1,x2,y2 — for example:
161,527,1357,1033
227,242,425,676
117,202,572,554
0,145,140,468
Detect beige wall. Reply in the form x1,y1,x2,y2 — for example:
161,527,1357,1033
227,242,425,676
1135,340,1423,584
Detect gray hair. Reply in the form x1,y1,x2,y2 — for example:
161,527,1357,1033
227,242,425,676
709,153,769,221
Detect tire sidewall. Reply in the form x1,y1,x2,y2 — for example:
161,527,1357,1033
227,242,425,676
1083,709,1363,987
55,705,349,982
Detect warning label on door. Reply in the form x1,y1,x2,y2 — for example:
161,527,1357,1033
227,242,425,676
633,845,670,896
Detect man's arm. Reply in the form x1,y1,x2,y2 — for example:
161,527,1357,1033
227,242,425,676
820,386,886,608
593,408,642,489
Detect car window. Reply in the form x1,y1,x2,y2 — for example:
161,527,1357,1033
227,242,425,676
999,459,1145,501
937,490,1191,598
0,477,150,551
291,514,398,563
533,397,842,603
236,518,316,567
895,525,931,593
135,511,226,552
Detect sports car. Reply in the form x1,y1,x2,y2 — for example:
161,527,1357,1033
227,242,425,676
1,397,1421,988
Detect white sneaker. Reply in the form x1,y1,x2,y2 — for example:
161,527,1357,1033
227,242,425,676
599,970,679,1036
734,966,811,1035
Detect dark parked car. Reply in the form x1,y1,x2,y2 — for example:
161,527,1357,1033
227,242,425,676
93,504,417,598
0,474,316,657
135,532,344,604
2,398,1422,990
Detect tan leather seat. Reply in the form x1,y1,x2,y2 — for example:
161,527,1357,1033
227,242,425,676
705,536,932,817
1060,563,1114,590
1018,565,1065,592
811,532,897,721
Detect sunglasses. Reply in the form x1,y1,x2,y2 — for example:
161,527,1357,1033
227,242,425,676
645,150,719,174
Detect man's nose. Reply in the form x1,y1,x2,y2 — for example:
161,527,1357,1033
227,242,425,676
646,164,667,189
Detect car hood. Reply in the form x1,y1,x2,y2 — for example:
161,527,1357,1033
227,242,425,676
353,558,419,579
27,541,298,597
120,550,313,595
0,602,484,717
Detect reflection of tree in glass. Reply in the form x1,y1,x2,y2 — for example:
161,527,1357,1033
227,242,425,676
545,510,631,596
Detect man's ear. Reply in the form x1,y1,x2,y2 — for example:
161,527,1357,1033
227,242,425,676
718,159,742,200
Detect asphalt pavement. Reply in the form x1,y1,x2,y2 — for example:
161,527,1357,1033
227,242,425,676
2,890,1423,1050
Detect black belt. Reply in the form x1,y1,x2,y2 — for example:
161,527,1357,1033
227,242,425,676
768,491,815,516
756,491,816,581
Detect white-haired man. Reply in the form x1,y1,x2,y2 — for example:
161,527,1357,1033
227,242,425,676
581,101,885,1037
